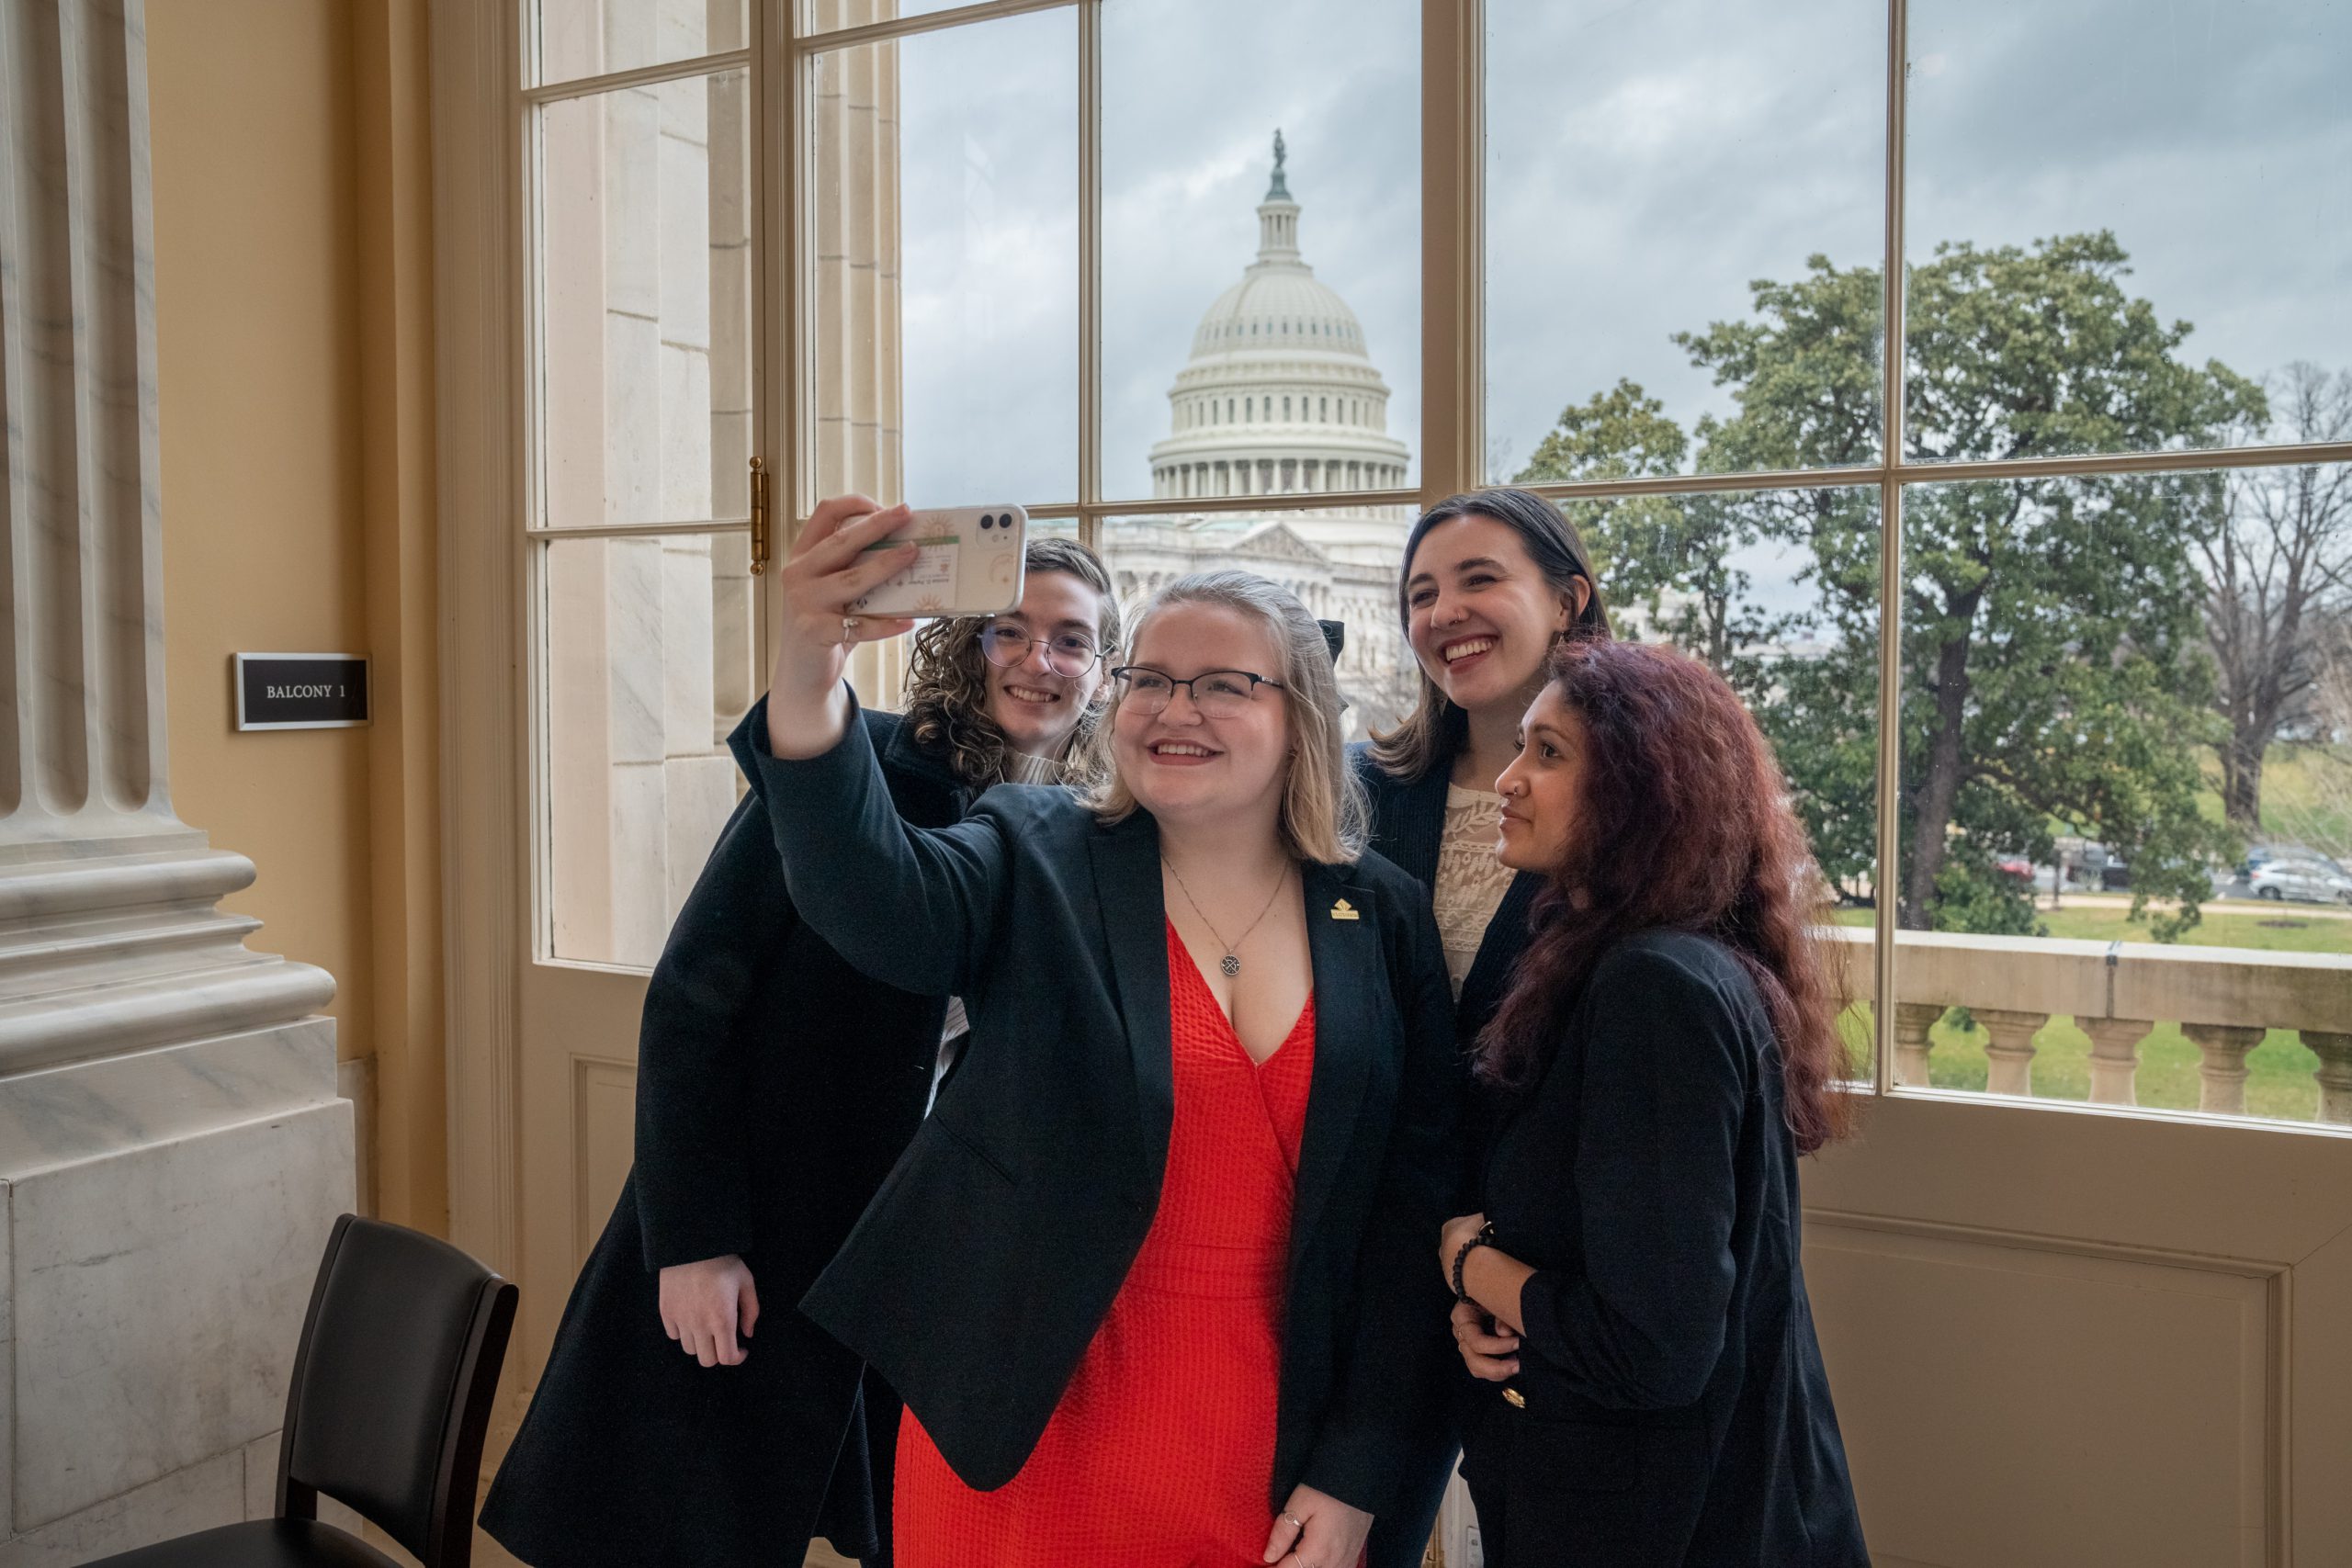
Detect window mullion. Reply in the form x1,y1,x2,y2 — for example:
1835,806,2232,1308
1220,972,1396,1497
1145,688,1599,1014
1078,0,1103,552
1871,0,1910,1096
1419,0,1483,501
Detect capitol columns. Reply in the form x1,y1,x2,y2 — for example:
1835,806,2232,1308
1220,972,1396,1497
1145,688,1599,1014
0,1,350,1556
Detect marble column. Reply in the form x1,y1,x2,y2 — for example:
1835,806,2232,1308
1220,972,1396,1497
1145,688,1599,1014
0,3,352,1560
808,0,907,707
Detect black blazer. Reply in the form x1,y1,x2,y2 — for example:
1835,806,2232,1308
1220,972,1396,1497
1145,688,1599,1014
1351,738,1546,1051
1463,930,1868,1567
481,708,970,1568
1349,736,1539,1568
748,694,1464,1517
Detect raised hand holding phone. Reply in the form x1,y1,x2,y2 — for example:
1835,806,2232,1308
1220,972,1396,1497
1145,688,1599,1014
764,493,921,760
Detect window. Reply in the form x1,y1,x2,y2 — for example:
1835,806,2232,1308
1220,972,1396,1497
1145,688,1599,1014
809,9,1077,506
528,16,754,965
1485,0,2352,1124
514,0,2352,1112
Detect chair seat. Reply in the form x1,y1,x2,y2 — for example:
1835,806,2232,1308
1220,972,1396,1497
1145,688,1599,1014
85,1517,405,1568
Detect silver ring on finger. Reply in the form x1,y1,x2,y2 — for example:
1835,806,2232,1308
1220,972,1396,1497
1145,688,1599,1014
841,614,861,645
1279,1513,1304,1532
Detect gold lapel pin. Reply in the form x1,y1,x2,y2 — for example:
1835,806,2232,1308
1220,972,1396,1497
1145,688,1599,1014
1329,897,1360,921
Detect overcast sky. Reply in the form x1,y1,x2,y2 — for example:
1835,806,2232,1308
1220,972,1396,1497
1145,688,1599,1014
879,0,2349,521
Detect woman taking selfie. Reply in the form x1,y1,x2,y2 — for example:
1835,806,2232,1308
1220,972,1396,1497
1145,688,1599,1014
482,536,1122,1568
750,496,1461,1568
1439,638,1868,1567
1351,487,1610,1567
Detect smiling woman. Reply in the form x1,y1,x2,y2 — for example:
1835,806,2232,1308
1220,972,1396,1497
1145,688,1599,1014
750,502,1461,1568
901,536,1123,788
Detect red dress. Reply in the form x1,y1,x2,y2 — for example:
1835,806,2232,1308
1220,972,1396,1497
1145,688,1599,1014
892,922,1316,1567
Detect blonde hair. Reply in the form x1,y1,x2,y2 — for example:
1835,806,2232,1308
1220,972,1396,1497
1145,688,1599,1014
901,537,1122,790
1089,570,1368,864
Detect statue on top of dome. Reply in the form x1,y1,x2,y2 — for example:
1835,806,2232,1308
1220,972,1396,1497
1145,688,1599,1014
1267,128,1291,200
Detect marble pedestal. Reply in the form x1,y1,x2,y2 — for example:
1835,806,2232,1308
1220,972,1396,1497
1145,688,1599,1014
0,1019,355,1566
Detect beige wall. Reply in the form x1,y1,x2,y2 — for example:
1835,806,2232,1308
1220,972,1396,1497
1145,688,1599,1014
149,0,445,1232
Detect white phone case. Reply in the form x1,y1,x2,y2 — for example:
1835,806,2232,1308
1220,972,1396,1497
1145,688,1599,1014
848,505,1029,618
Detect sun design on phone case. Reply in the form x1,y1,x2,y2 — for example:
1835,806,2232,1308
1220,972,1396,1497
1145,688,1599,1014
914,592,946,615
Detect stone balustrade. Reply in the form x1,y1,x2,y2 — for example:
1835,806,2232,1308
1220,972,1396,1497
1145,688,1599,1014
1827,929,2352,1123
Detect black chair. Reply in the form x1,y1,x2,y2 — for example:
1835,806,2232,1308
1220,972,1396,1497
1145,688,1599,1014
90,1213,518,1568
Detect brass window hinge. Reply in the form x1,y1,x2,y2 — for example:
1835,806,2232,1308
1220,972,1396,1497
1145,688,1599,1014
749,456,771,575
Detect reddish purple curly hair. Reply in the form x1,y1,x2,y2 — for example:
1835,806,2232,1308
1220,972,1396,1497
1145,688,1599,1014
1477,638,1856,1152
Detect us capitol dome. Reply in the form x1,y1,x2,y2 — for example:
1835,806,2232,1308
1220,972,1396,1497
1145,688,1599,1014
1103,132,1419,737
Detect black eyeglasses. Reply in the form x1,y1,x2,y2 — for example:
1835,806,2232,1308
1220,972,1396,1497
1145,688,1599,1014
1108,666,1287,718
979,622,1104,678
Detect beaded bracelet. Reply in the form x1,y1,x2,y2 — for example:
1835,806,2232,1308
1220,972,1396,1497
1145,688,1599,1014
1451,1221,1498,1303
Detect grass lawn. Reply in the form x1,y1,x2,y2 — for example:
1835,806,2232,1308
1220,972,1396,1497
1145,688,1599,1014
2034,903,2352,954
1826,907,2342,1122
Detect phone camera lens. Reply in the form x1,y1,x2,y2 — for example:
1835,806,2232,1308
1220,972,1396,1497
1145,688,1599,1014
980,513,997,530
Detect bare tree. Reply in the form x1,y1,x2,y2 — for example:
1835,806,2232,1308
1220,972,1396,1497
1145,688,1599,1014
2273,614,2352,863
2200,363,2352,830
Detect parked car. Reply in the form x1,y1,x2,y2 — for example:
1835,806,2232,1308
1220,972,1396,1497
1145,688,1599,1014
2243,843,2349,879
2248,859,2352,905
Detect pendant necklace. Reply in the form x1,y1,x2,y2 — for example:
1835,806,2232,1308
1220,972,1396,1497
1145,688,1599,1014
1163,857,1290,977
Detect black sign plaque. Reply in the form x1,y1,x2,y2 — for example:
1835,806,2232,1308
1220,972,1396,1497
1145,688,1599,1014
234,653,370,730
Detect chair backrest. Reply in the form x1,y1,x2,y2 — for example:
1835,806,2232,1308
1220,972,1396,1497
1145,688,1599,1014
275,1214,518,1568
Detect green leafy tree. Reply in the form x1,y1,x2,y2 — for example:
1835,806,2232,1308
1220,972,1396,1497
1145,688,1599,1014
1521,381,1800,691
1520,233,2260,934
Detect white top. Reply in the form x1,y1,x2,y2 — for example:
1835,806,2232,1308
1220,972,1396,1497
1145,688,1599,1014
1433,784,1515,998
1005,749,1065,786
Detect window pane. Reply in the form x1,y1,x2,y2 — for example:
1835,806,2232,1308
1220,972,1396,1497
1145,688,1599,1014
543,532,755,967
1097,506,1420,741
1485,0,1885,484
535,0,747,87
1582,486,1883,1083
1905,0,2352,463
799,0,975,36
1892,467,2352,1124
1102,0,1419,502
809,10,1077,511
537,69,754,528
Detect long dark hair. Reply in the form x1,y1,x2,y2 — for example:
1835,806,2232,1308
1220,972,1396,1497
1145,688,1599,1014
1369,487,1612,782
1476,639,1854,1153
901,536,1122,789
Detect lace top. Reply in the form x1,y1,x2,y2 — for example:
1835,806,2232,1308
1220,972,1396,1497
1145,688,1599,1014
1434,784,1515,997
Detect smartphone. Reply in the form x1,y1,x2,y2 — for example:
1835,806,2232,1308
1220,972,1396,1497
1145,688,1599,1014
848,505,1029,618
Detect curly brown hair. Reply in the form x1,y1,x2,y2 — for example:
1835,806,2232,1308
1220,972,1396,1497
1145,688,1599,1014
900,536,1123,791
1477,638,1856,1153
